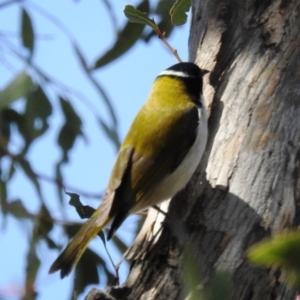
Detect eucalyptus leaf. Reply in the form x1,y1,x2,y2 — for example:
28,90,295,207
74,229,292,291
93,20,144,69
64,223,82,239
24,242,40,300
25,85,53,139
57,97,83,162
0,180,7,205
26,86,52,120
55,164,64,203
94,0,149,69
66,191,96,219
0,180,7,220
0,71,33,109
170,0,191,26
124,4,155,28
144,0,175,41
35,205,54,239
17,158,43,201
45,236,57,249
75,248,103,295
21,8,35,56
4,199,32,219
0,109,11,152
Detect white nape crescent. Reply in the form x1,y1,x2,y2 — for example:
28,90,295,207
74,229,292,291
159,70,195,78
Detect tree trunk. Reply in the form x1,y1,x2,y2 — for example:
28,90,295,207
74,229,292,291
86,0,300,299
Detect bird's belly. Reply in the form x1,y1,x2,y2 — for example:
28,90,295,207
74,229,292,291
133,108,207,212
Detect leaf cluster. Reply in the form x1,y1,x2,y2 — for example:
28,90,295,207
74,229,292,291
0,0,191,299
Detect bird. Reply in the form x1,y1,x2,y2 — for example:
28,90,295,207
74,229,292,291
49,62,208,278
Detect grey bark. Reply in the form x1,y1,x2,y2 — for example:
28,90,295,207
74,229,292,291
86,0,300,299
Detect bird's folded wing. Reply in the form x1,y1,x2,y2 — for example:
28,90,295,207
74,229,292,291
105,106,200,238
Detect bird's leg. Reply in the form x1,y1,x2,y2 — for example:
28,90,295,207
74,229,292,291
99,231,120,285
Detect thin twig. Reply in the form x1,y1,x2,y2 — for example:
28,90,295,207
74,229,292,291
158,32,183,63
152,25,183,62
0,0,22,9
3,147,103,199
36,172,103,199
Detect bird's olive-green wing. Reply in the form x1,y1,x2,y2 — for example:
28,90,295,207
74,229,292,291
99,146,135,221
106,105,200,239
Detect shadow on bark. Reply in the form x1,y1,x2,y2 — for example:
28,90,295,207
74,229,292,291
85,174,293,300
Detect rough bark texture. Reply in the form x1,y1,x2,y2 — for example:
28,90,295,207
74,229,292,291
86,0,300,299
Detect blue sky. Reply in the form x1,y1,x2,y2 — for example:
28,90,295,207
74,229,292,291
0,1,190,299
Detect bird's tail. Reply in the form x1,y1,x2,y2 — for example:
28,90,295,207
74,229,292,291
49,210,110,278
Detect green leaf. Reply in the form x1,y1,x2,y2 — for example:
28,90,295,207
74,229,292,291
123,4,156,28
25,85,53,139
75,248,102,295
93,20,143,69
4,199,32,219
64,223,82,239
170,0,191,26
0,180,7,201
0,71,33,109
21,8,35,56
248,231,300,268
247,230,300,287
203,271,232,300
44,236,57,249
0,109,11,150
57,97,83,162
26,86,52,120
24,241,40,300
0,108,21,142
94,0,149,69
17,158,42,201
35,205,54,239
59,97,82,124
55,164,64,203
66,191,96,219
7,161,16,180
66,191,81,206
144,0,176,41
0,181,8,218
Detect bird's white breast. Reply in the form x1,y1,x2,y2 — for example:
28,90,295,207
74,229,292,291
145,105,208,205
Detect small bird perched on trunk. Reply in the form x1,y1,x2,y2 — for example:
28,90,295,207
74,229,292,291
49,62,208,278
